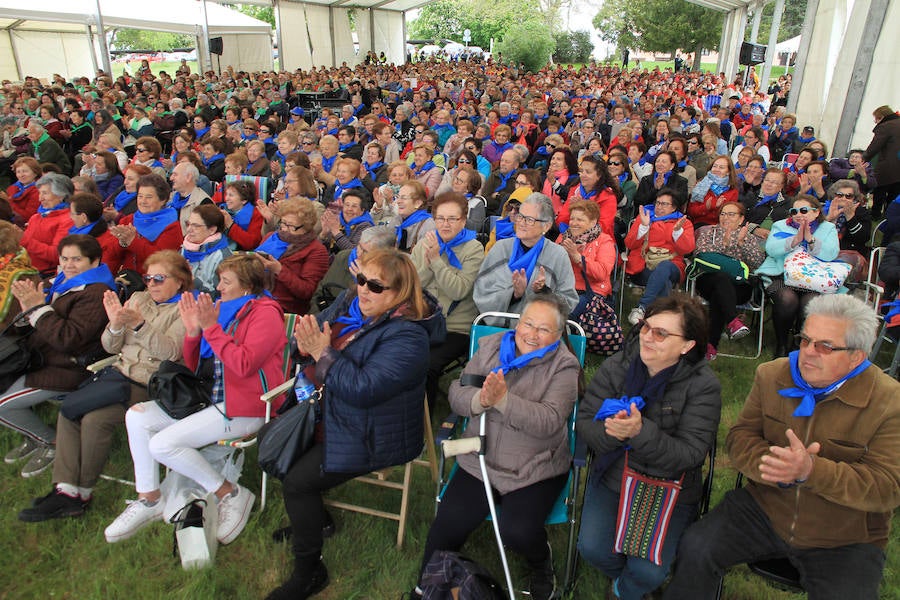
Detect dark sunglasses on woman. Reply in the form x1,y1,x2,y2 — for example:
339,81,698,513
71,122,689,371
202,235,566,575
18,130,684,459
356,273,391,294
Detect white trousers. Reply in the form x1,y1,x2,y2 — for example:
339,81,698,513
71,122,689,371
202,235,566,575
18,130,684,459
125,401,263,494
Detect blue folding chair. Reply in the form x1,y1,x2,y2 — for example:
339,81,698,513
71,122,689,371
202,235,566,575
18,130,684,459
435,311,587,594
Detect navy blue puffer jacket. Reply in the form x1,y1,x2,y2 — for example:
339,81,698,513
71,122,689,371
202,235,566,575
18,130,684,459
315,291,434,473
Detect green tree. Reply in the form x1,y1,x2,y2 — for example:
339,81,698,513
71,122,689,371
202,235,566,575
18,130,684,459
230,4,276,28
111,29,194,51
497,19,555,72
756,0,807,43
552,30,593,64
592,1,638,57
408,0,552,50
407,0,466,43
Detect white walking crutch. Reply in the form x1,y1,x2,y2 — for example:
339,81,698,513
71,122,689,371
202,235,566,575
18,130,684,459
441,412,515,600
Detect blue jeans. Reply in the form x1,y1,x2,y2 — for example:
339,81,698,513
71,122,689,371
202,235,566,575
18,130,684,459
632,261,681,310
578,478,697,600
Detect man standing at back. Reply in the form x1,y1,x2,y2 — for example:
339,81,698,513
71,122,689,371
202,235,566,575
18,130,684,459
664,294,900,599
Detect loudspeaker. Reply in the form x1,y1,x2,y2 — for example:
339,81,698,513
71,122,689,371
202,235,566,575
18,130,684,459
739,42,766,66
209,37,223,56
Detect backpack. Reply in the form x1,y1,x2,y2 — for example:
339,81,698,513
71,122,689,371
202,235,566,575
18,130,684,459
420,551,507,600
689,251,750,283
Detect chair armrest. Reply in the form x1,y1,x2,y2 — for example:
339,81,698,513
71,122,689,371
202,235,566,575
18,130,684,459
436,412,462,446
87,355,119,373
261,376,296,404
573,436,590,469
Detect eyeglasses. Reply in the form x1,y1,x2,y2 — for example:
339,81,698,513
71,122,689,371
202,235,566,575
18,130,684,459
142,274,170,284
514,179,529,186
687,140,699,145
794,333,856,354
639,320,685,342
833,192,855,199
720,211,742,217
356,272,391,294
259,128,271,134
136,147,147,152
513,214,548,226
789,207,816,215
185,222,209,229
655,200,674,208
457,158,472,164
414,129,425,134
518,320,558,337
434,216,462,224
193,119,204,124
545,143,557,149
279,221,305,232
302,141,315,145
608,161,623,166
244,127,257,132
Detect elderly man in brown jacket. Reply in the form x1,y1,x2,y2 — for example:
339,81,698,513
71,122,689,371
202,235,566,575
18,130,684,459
664,294,900,600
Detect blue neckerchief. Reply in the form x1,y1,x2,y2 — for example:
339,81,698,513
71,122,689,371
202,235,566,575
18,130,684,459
779,127,798,140
710,183,730,195
241,133,257,142
194,126,210,139
788,162,805,175
594,396,646,420
536,145,549,156
340,118,354,127
754,193,780,209
334,296,371,335
69,221,97,235
578,184,598,200
496,115,512,125
364,161,384,179
346,246,358,269
158,292,182,305
182,235,229,263
883,300,900,322
37,202,69,217
326,127,339,137
150,159,164,169
508,236,545,281
339,142,354,152
45,263,116,302
114,190,137,212
617,173,629,185
797,135,816,144
274,150,288,167
433,122,452,132
333,177,363,201
321,154,336,173
171,151,179,164
676,159,688,170
133,207,179,242
779,350,872,417
413,161,436,176
645,206,684,223
495,217,515,241
169,191,191,211
199,294,256,358
490,140,513,155
396,210,432,245
202,153,225,169
10,181,34,200
352,104,363,115
263,138,277,148
438,228,477,269
491,330,560,374
230,202,254,230
339,212,374,237
255,231,290,259
497,168,517,190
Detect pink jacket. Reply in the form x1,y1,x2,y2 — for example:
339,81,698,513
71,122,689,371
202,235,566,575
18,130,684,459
183,296,288,417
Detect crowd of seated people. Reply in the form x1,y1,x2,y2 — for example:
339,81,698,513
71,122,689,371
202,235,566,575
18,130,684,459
0,57,897,600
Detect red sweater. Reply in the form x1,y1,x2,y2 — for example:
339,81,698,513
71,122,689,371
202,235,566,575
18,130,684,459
687,188,739,227
20,208,73,273
226,208,265,251
96,229,125,274
6,183,40,223
565,185,618,236
263,233,330,315
557,231,617,296
119,214,183,274
183,297,288,417
624,217,696,280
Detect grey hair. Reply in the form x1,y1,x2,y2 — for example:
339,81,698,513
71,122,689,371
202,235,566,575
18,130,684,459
805,294,879,354
499,101,511,111
36,172,74,199
28,121,46,134
176,162,200,184
522,192,554,223
828,179,863,203
513,143,530,163
359,225,397,249
521,292,568,333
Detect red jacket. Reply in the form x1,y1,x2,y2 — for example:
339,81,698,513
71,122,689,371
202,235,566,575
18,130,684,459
6,183,39,223
686,187,738,227
265,233,330,315
226,208,265,251
565,185,618,236
119,214,183,274
624,217,695,280
20,208,73,273
557,231,616,296
96,228,125,274
183,297,288,418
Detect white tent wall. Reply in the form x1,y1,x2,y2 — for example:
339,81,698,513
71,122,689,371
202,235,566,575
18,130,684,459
356,10,372,60
0,31,17,80
306,4,333,67
10,30,94,81
217,33,273,73
332,8,355,66
373,10,404,65
853,0,898,150
791,0,847,126
278,1,313,71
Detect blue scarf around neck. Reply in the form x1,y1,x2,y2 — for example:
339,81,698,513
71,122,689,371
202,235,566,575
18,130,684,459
778,350,871,417
230,202,254,230
438,228,477,269
507,236,545,282
334,296,371,335
69,221,97,235
339,212,374,237
491,330,559,375
333,177,363,201
255,231,290,259
37,202,69,217
182,235,229,263
169,191,193,211
413,161,435,177
114,189,137,212
202,153,225,169
321,154,337,173
133,207,178,242
199,294,255,358
396,210,432,245
45,263,116,303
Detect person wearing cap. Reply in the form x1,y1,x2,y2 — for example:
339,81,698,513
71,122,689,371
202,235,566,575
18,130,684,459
793,125,818,154
289,106,306,125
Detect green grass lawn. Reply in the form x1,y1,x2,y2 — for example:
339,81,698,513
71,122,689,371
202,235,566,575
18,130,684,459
0,314,897,599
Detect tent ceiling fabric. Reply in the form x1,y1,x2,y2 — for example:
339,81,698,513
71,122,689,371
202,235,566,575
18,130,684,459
685,0,756,12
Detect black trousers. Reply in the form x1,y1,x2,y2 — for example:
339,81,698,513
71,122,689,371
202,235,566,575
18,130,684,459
663,487,886,600
281,443,366,560
871,181,900,219
426,332,469,412
695,272,752,349
419,467,567,580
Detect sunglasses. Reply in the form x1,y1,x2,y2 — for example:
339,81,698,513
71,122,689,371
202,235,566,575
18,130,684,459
794,333,856,354
639,320,685,342
142,274,170,284
608,161,623,166
545,143,557,149
833,192,855,199
457,158,472,164
136,147,147,152
789,207,816,215
356,272,391,294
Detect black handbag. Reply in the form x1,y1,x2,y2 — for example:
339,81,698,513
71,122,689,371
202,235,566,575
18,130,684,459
0,307,44,394
60,365,133,420
148,360,214,420
257,389,320,480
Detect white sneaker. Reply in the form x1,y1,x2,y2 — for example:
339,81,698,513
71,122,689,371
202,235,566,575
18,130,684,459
217,485,255,545
105,498,164,543
628,306,645,326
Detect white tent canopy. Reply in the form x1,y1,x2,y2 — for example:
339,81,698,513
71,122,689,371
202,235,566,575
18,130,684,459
0,0,273,81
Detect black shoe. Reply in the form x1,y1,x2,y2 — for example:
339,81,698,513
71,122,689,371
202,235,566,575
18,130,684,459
527,543,558,600
19,488,86,522
265,559,329,600
271,510,336,543
321,509,336,538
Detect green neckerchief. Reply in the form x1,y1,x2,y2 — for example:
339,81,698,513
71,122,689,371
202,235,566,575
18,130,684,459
111,113,121,121
31,131,49,149
70,122,92,133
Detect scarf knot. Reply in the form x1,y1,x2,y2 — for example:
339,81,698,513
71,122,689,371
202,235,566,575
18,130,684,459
438,229,477,269
334,296,371,335
491,330,560,375
778,351,871,417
